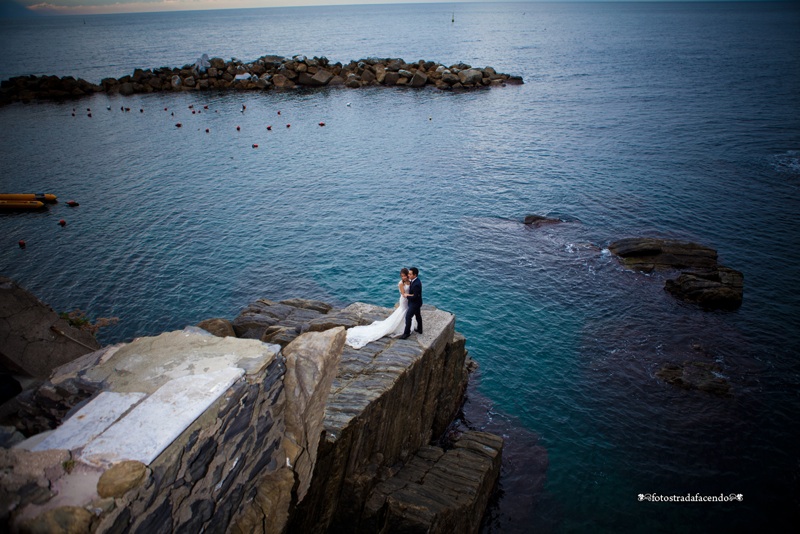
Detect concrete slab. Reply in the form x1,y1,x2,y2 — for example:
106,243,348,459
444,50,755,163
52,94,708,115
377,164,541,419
79,367,244,467
31,391,146,453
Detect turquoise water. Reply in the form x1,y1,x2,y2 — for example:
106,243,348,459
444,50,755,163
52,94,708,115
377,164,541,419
1,3,799,531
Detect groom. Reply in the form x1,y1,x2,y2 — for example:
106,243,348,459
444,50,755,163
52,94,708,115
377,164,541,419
400,267,423,339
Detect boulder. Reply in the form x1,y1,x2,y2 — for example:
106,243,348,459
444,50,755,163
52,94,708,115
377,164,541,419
383,71,400,85
664,267,744,310
608,238,743,310
97,460,148,498
409,70,428,87
170,75,181,89
608,238,718,272
196,318,236,338
441,70,459,85
458,68,484,86
118,82,135,96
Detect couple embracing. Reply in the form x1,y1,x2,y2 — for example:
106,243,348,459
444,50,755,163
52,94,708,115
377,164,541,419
345,267,423,349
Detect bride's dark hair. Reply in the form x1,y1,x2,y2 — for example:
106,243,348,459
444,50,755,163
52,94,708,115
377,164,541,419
400,267,410,276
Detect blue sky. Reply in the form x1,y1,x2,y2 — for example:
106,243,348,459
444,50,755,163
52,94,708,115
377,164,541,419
16,0,473,16
14,0,770,16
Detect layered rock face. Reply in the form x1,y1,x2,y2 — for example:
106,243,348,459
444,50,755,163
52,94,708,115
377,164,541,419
1,297,500,533
2,326,343,533
0,55,523,105
608,238,744,310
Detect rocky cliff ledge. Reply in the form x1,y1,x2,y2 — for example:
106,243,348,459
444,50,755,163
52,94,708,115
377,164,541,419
0,296,501,533
0,54,523,106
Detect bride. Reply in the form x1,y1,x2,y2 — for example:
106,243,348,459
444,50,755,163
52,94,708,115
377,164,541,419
345,268,417,349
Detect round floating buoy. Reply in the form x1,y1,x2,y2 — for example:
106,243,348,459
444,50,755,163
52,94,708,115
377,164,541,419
87,113,92,118
71,113,75,117
205,128,210,133
429,117,432,121
66,200,80,207
171,112,174,116
236,126,240,131
346,102,351,107
58,219,66,227
203,105,208,109
252,144,259,148
121,106,124,111
176,123,182,128
107,106,111,110
266,125,272,131
188,105,194,109
286,124,291,128
125,108,130,112
18,240,26,249
86,108,91,112
140,109,144,113
164,107,168,111
242,105,246,112
192,110,196,115
319,122,325,127
277,111,281,115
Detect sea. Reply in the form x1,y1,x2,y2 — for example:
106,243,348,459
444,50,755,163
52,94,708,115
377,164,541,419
1,2,799,532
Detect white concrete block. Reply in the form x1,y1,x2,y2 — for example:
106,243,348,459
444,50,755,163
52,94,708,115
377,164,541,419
79,367,244,467
31,391,146,452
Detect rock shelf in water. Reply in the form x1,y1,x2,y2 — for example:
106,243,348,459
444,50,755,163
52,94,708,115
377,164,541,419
0,55,523,105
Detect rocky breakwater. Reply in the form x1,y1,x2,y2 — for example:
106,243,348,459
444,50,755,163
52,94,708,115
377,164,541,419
0,54,522,105
608,237,744,311
1,296,501,533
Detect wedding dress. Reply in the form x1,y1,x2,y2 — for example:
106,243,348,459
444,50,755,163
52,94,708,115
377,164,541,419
345,283,417,349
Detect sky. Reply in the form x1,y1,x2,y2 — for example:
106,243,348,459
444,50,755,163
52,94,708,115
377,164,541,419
14,0,471,16
11,0,754,17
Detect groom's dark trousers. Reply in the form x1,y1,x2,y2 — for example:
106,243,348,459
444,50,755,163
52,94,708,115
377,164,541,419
403,277,423,336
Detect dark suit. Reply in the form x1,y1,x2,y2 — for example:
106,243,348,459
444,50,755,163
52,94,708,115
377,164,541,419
403,277,423,336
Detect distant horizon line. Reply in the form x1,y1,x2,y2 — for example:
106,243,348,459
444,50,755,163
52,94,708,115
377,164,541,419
10,0,790,19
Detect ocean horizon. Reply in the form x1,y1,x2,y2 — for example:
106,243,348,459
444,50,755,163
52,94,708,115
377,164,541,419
1,2,799,531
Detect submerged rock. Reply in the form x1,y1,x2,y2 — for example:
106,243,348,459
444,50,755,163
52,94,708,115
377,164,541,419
656,361,732,397
523,214,562,227
608,238,743,310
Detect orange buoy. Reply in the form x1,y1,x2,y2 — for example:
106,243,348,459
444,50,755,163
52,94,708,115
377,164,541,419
319,122,325,126
176,123,182,128
286,124,291,128
252,144,259,148
236,126,240,131
266,125,272,131
18,240,26,249
66,200,79,207
58,219,66,227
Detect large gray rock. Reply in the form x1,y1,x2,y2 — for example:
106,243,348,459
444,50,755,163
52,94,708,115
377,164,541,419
458,68,484,86
409,70,428,87
664,267,744,310
0,277,100,380
608,238,718,271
